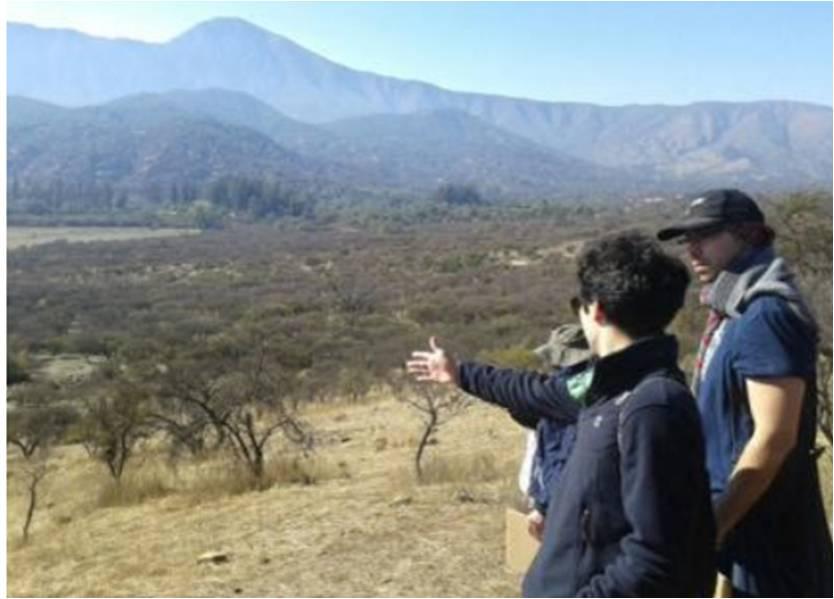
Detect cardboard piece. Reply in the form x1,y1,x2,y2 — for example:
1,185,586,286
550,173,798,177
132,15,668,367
505,508,541,574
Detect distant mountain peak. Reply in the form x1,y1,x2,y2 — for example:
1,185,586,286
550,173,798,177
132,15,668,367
174,16,276,40
170,16,324,60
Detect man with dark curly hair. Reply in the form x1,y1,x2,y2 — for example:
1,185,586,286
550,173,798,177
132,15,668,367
407,232,716,597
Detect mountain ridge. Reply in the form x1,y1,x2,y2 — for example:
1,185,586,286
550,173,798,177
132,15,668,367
7,19,833,192
8,91,631,199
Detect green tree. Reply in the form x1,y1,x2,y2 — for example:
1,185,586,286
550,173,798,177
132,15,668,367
190,200,224,230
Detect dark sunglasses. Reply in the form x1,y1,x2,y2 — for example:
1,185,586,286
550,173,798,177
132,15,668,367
677,225,726,245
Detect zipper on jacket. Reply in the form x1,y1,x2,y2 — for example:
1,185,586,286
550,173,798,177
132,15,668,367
580,507,592,546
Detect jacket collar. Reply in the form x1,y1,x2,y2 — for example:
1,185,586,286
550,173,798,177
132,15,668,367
584,334,682,406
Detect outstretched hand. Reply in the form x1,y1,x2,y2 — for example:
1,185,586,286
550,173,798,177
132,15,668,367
406,336,459,386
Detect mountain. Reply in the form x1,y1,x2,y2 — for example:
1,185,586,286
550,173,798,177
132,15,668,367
7,95,348,194
318,110,628,196
9,91,626,198
8,19,462,123
135,88,337,155
7,19,833,190
122,89,627,194
518,101,833,186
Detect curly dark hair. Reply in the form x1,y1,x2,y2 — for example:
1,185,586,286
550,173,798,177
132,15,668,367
576,231,690,338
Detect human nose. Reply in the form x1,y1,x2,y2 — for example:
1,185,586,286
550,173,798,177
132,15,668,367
684,238,701,258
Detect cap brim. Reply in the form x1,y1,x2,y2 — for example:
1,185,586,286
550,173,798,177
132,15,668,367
657,217,723,241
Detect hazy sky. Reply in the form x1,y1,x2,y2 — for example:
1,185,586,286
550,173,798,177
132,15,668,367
7,1,833,106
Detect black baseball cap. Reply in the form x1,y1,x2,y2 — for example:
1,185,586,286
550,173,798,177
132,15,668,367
657,189,765,241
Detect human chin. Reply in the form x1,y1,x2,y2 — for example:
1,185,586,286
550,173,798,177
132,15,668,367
691,262,717,284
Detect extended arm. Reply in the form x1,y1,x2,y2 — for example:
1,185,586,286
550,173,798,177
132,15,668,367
457,360,580,424
714,376,804,544
406,337,580,424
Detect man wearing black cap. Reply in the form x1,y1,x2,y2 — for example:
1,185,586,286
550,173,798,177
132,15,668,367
659,189,832,597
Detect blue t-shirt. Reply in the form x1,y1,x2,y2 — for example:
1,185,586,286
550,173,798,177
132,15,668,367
698,295,816,494
698,293,830,596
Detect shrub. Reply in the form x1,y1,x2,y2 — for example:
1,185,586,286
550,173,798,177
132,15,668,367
8,354,31,386
477,345,541,371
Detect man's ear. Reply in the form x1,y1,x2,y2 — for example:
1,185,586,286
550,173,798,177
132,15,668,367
591,301,607,325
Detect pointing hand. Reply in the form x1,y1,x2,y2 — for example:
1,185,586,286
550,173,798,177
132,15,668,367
406,336,459,385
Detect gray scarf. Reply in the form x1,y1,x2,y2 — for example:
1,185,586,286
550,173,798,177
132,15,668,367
691,247,819,395
705,247,818,337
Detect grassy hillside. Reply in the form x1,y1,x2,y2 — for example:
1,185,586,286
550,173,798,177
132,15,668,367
8,393,525,597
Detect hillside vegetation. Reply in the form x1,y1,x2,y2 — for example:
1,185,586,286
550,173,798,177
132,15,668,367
7,194,831,596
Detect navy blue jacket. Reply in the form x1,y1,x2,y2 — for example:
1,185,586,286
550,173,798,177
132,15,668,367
475,362,588,513
529,418,578,513
459,335,716,597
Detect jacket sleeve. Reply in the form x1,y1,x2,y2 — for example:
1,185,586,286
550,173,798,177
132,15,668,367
576,393,712,597
457,361,580,425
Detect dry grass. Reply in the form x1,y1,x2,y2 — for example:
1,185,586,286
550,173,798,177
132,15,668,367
7,395,526,597
82,445,355,509
9,390,831,597
416,452,510,486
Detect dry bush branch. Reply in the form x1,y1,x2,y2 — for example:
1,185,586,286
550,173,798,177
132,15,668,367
396,379,471,482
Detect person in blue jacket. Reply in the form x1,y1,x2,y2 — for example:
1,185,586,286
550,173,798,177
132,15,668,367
658,189,832,597
517,324,591,541
407,232,716,597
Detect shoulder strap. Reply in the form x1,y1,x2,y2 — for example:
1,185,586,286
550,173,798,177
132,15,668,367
615,373,682,454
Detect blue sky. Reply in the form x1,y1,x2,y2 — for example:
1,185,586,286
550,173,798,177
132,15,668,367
7,1,833,106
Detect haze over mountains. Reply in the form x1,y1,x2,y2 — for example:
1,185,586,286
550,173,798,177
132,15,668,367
8,18,833,204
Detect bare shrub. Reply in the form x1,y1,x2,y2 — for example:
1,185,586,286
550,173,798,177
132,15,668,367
81,380,153,482
12,449,50,542
396,380,470,482
8,384,78,457
152,330,314,484
149,362,224,458
8,384,78,543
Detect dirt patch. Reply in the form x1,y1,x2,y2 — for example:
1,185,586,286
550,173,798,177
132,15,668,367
7,227,198,250
31,353,106,385
537,240,584,261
